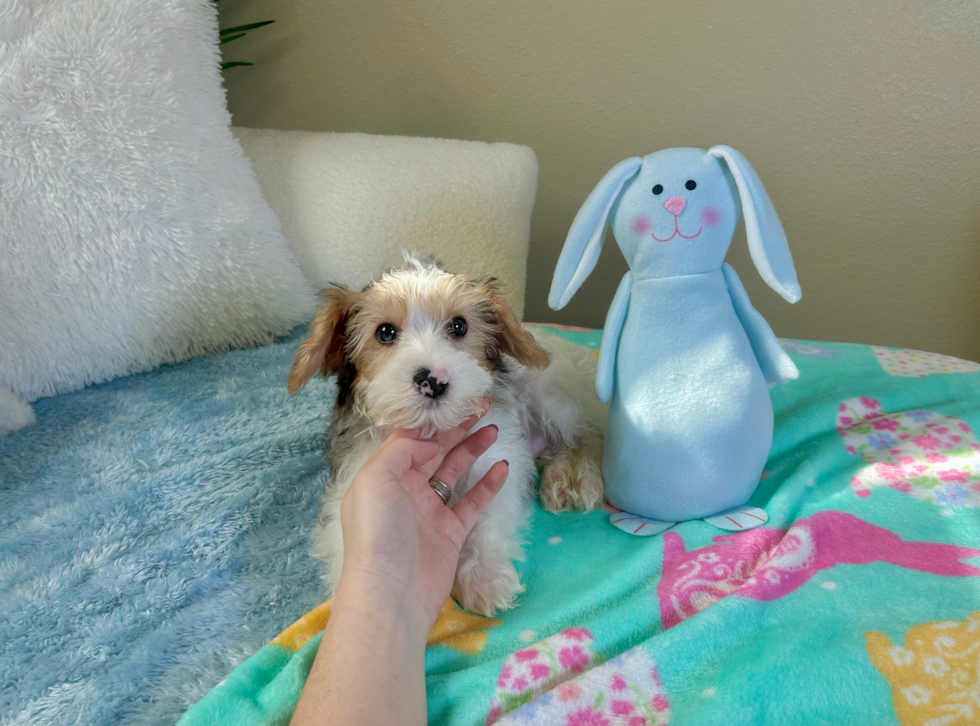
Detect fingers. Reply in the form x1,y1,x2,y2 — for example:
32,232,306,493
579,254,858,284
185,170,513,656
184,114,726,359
452,460,509,536
430,424,498,490
381,397,492,478
434,398,490,446
376,437,441,478
418,399,492,479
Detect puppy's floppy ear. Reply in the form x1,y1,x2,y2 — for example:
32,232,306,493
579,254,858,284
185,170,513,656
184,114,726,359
288,287,357,394
482,278,551,370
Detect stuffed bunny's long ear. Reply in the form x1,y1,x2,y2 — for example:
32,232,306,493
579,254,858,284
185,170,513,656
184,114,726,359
708,146,801,303
548,156,642,310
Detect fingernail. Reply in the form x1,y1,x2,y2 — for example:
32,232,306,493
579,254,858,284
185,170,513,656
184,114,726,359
501,459,509,467
489,424,499,432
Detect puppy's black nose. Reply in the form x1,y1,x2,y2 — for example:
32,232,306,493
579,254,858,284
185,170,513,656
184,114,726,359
414,368,448,399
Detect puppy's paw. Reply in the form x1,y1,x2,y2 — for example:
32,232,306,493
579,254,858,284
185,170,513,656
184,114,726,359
540,444,604,513
453,556,524,617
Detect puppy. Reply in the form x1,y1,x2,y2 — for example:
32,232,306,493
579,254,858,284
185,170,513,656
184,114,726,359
288,255,605,616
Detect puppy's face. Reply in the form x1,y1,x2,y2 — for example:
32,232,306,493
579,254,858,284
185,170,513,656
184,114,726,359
288,259,549,432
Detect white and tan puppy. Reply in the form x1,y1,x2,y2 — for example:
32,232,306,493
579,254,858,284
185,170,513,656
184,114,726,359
288,255,605,616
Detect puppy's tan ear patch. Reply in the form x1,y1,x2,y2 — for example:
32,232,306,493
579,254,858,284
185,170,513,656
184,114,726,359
483,278,551,370
288,288,357,394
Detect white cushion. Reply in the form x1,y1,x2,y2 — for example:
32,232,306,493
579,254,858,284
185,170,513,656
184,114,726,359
0,0,315,426
235,128,538,317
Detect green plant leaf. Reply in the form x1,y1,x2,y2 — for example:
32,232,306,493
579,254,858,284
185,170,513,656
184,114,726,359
221,20,275,35
220,61,254,69
220,32,248,44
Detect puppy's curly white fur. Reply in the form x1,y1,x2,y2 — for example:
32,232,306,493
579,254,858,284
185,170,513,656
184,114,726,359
288,254,605,616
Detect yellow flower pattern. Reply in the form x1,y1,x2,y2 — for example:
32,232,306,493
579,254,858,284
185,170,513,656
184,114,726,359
865,611,980,725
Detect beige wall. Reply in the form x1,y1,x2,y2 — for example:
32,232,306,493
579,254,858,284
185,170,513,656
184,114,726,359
220,0,980,360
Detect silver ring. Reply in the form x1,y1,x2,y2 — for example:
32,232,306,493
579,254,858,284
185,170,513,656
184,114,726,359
428,478,451,506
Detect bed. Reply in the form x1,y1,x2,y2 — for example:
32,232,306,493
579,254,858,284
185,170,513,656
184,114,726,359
5,322,978,726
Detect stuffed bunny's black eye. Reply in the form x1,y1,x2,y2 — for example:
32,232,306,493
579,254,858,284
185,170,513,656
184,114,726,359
449,317,467,338
652,184,664,195
376,323,397,344
685,180,697,190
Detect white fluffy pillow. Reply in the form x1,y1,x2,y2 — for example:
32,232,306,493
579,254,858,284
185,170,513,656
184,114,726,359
0,0,314,429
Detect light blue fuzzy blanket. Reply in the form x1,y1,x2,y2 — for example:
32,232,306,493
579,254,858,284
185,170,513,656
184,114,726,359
0,328,331,725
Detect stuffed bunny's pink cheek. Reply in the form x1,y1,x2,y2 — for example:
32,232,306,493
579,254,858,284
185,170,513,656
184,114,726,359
701,207,721,227
631,215,651,235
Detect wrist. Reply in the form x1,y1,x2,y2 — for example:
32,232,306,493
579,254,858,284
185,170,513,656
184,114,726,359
301,567,430,726
333,567,434,645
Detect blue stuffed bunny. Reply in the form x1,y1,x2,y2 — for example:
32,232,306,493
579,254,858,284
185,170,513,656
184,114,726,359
549,146,800,535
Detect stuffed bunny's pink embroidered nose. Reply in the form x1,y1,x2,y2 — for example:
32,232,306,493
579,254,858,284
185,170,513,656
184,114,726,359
664,197,686,215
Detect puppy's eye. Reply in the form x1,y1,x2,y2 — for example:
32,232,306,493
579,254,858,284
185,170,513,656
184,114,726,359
685,179,697,190
449,317,467,338
652,184,664,195
376,323,397,344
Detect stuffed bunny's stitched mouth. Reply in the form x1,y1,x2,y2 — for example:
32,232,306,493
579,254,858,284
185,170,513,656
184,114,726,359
652,215,702,242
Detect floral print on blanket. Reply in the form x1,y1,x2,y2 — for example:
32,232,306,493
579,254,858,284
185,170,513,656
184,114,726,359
865,611,980,726
872,346,980,377
494,648,671,726
486,628,599,724
837,396,980,508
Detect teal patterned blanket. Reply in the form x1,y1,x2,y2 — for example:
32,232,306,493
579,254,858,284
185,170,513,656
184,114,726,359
180,325,980,726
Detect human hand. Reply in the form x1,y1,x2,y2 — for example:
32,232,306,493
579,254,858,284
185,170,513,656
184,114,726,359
336,402,509,630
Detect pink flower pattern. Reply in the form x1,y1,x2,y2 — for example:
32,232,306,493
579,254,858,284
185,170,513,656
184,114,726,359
611,700,634,715
486,628,599,724
490,648,670,726
939,469,969,483
564,627,590,642
911,435,941,450
566,707,610,726
559,645,590,673
530,663,551,681
872,418,900,432
836,396,980,508
557,682,582,702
